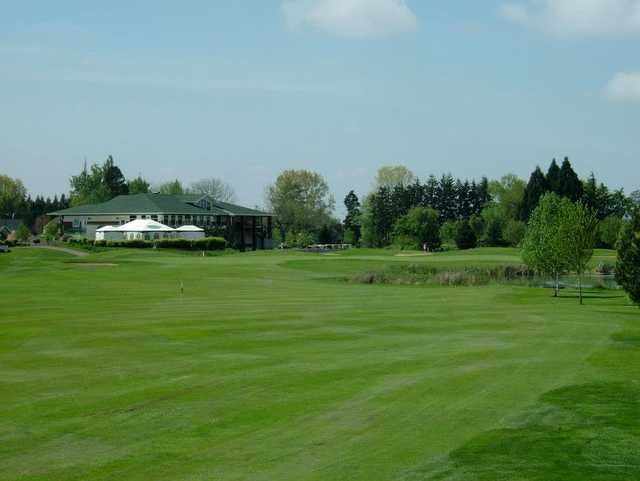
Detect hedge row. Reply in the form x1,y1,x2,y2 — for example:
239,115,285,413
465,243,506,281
93,237,227,251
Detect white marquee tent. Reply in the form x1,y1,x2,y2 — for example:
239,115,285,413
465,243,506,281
175,225,205,239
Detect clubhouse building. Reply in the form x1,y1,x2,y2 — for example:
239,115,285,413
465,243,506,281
50,193,274,251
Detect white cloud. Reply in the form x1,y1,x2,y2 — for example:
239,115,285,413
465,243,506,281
282,0,418,38
500,0,640,35
605,72,640,101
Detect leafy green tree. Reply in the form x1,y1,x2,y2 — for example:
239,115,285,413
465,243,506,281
455,220,477,250
439,220,457,245
69,156,128,206
0,174,27,218
375,166,415,189
598,216,624,249
522,193,571,297
266,170,334,242
488,174,526,220
15,223,31,243
503,219,526,247
616,209,640,306
558,157,583,202
156,180,185,195
343,190,361,244
393,207,441,251
630,190,640,208
128,176,151,195
562,202,597,305
520,166,548,221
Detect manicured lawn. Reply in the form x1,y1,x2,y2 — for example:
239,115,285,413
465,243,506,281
0,247,638,480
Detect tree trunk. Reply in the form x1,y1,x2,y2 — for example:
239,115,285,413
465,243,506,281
579,274,583,305
554,272,559,297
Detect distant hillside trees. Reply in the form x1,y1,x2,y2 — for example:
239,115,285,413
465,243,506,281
266,170,335,244
616,208,640,306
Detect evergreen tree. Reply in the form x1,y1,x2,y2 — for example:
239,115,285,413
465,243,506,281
520,166,548,221
478,177,491,209
423,175,439,209
546,158,561,194
616,208,640,306
343,190,361,244
438,174,457,222
103,155,129,197
558,157,583,202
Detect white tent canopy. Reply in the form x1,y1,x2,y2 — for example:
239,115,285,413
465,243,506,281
116,219,175,232
175,225,204,232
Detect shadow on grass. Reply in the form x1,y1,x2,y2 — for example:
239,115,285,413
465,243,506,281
404,330,640,481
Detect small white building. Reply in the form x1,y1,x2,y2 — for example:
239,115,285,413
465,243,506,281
116,219,176,241
95,225,122,241
175,225,205,239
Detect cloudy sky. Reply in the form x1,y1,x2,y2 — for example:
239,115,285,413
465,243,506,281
1,0,638,210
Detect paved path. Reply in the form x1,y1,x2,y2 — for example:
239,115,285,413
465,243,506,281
31,245,90,257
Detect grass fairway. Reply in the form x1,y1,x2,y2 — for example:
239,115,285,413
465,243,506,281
0,247,639,480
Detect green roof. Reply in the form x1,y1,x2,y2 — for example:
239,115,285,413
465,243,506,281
50,194,272,217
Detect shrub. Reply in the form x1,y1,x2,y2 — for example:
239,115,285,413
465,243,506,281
42,219,60,241
455,220,477,250
15,224,31,243
95,237,227,251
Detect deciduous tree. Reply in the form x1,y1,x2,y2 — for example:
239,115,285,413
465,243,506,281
189,178,237,202
266,170,334,242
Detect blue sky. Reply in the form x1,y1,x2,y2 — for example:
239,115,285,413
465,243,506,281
1,0,638,212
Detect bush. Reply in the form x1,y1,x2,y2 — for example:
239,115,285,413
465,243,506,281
455,220,477,250
42,219,60,241
95,237,227,251
292,231,316,248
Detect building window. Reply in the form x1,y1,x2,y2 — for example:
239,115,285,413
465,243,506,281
151,215,158,221
130,216,136,221
177,215,183,225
